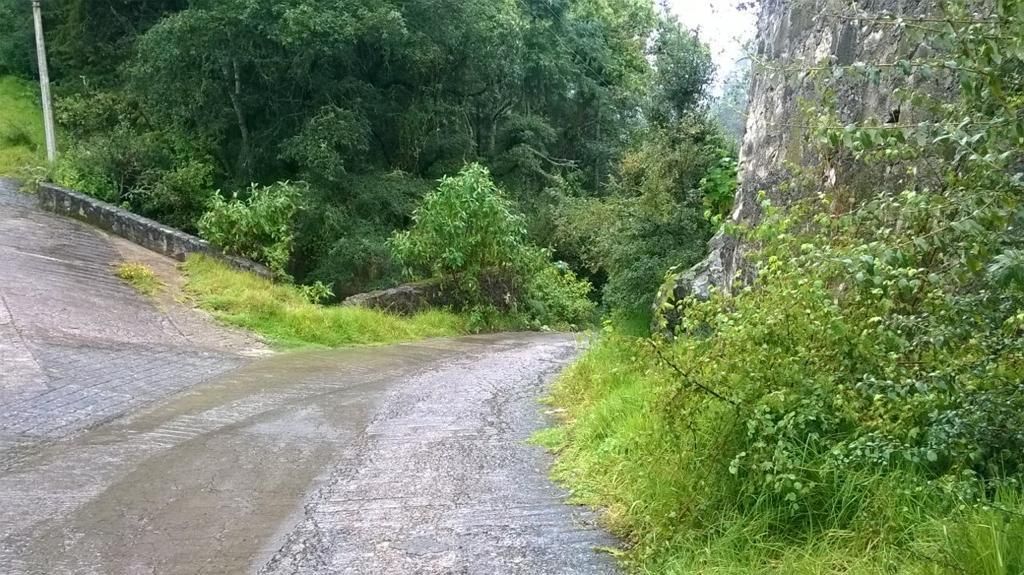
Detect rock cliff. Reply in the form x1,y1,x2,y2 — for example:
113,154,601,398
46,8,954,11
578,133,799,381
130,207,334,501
656,0,935,324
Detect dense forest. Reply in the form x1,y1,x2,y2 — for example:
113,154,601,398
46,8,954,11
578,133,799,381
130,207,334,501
0,0,738,323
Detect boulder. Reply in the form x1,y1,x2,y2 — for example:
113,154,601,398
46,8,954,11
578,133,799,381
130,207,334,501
342,269,520,315
342,279,450,315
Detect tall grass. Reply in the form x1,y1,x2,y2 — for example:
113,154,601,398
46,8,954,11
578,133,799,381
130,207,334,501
182,255,469,348
542,330,1024,574
0,75,44,175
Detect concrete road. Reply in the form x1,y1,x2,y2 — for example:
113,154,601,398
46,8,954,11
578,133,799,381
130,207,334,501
0,180,617,574
0,179,259,446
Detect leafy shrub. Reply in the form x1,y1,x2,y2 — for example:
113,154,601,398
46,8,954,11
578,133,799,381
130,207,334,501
658,185,1024,523
389,163,528,302
295,280,334,304
198,181,304,278
699,155,737,224
290,172,433,298
391,163,593,327
521,250,596,329
303,227,402,300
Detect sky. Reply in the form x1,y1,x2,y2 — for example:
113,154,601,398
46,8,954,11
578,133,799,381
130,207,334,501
665,0,758,86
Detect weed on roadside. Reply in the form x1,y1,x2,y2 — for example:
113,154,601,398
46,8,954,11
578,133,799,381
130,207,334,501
116,262,163,297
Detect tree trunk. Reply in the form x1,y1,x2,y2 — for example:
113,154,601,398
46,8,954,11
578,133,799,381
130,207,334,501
225,59,251,182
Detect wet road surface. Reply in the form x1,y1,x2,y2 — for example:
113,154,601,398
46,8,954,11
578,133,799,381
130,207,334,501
1,334,616,574
0,180,617,574
0,179,260,446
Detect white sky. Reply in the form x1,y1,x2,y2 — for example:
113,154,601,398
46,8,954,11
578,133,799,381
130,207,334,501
665,0,758,86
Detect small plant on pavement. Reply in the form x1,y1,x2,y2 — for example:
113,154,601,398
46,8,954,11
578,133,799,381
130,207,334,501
116,262,163,296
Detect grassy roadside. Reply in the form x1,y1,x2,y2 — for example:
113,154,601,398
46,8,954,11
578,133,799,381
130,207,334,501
539,330,1024,574
181,255,470,348
0,75,44,176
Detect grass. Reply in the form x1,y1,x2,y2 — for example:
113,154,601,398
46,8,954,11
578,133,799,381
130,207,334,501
0,75,44,176
541,328,1024,575
181,255,470,348
115,262,164,296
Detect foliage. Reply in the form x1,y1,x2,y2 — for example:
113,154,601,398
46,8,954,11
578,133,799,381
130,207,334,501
182,255,467,348
546,330,1024,574
699,155,738,224
556,117,733,313
521,249,597,329
32,0,720,305
392,163,594,327
548,0,1024,572
115,261,162,296
0,76,43,176
294,280,334,305
0,0,33,77
198,181,304,278
54,92,218,230
115,0,665,190
390,164,527,298
646,16,715,125
297,219,402,301
50,0,186,81
290,172,431,298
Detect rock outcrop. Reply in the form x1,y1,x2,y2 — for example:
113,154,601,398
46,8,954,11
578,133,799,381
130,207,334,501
655,0,936,326
342,279,450,315
342,269,520,315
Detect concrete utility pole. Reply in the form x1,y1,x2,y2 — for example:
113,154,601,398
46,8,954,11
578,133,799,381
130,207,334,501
32,0,57,162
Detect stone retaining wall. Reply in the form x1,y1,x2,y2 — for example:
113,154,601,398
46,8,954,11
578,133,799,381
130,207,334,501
36,183,273,278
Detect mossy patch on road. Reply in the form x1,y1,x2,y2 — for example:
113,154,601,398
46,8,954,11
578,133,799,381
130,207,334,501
182,255,469,348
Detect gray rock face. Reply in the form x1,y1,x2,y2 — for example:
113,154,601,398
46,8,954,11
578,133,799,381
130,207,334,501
656,0,936,325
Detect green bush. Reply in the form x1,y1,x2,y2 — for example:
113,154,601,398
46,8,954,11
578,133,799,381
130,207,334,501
290,172,433,298
389,163,529,302
521,250,596,329
391,163,594,327
304,223,402,300
198,181,304,278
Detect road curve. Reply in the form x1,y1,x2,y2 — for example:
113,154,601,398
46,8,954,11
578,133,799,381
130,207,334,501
1,333,616,574
0,180,617,574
